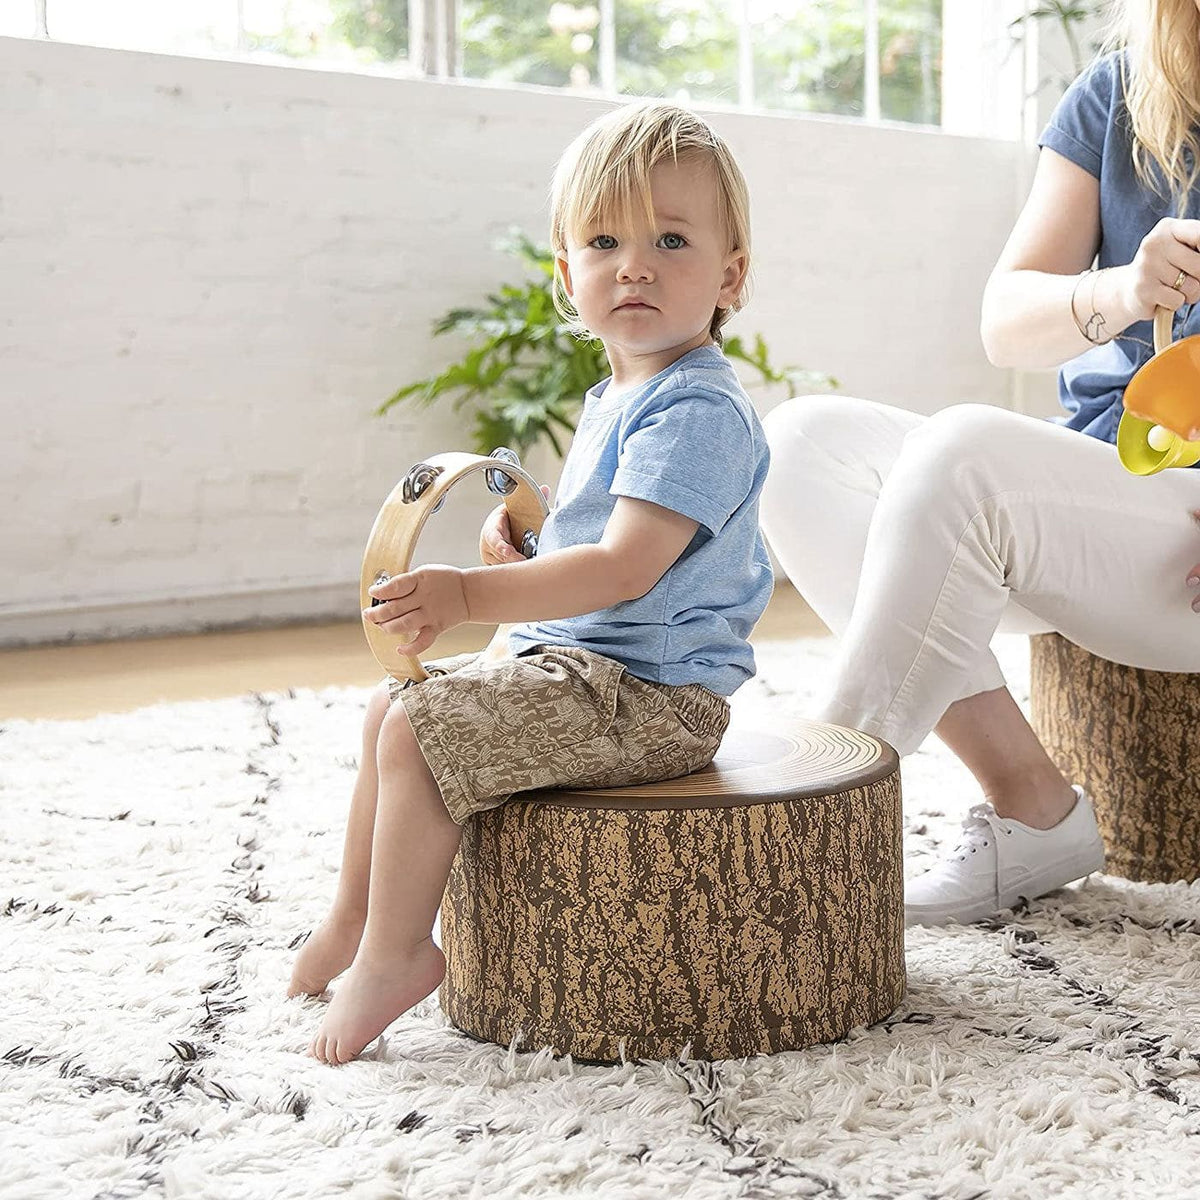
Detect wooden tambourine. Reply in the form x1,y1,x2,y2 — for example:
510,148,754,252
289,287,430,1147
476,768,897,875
360,448,549,685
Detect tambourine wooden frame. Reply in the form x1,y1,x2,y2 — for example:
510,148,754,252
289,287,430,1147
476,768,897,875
360,451,549,684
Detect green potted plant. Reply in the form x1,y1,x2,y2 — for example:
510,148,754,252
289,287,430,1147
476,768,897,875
378,229,834,458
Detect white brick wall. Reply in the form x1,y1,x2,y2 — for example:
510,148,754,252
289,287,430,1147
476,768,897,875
0,36,1029,645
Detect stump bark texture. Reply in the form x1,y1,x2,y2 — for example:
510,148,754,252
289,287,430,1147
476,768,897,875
439,716,905,1062
1030,632,1200,882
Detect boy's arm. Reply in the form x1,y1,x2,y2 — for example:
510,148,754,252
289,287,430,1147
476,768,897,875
365,497,699,658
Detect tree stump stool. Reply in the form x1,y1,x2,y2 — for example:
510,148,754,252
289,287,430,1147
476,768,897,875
1030,632,1200,882
438,714,904,1062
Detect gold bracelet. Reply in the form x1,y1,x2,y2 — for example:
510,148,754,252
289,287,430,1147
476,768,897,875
1070,267,1110,345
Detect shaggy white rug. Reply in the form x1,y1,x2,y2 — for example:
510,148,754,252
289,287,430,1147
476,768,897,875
5,635,1200,1200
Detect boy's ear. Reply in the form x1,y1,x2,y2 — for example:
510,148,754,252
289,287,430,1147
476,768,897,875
719,249,748,309
556,255,574,299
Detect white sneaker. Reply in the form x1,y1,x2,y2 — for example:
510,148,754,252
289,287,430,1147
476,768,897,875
905,785,1106,927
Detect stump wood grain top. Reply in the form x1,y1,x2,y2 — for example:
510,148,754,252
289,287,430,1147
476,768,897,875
535,716,898,808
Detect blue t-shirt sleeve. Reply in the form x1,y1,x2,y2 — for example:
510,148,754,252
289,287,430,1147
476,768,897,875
611,387,753,537
1038,52,1121,178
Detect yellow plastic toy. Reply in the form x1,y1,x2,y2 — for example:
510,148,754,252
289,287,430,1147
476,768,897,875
1117,306,1200,474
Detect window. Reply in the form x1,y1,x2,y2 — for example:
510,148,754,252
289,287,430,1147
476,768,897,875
458,0,942,124
15,1,411,72
11,1,1026,135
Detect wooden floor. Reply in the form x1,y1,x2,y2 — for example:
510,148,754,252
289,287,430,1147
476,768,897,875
0,582,827,720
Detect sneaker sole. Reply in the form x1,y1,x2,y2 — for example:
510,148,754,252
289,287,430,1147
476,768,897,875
997,841,1107,911
905,842,1107,927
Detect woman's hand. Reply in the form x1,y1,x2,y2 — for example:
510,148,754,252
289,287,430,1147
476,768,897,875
1112,218,1200,322
365,565,469,658
479,484,552,565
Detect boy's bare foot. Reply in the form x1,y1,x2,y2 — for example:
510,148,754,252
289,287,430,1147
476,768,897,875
308,938,445,1065
287,913,365,998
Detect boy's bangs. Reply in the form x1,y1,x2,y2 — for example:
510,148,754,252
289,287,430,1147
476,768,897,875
563,154,657,245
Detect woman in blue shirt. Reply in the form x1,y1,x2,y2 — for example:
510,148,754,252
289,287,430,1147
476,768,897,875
760,3,1200,927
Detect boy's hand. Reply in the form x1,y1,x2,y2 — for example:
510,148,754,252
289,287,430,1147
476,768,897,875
365,565,469,657
479,485,552,564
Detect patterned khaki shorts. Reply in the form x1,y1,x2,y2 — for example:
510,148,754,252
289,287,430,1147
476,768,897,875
387,643,730,824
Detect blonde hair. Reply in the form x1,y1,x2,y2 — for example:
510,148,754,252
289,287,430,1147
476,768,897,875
1104,0,1200,212
549,101,752,343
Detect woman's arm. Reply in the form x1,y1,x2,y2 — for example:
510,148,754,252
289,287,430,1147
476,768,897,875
981,148,1200,368
366,496,700,658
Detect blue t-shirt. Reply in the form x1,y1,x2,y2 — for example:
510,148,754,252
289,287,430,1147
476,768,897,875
507,344,773,697
1039,50,1200,443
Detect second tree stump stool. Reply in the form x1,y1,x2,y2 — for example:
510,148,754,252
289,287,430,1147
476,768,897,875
438,714,904,1062
1030,632,1200,882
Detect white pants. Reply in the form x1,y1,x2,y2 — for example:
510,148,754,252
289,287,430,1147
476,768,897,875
759,397,1200,756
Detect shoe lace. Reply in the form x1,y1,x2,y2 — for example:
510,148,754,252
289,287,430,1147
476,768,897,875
950,803,1006,861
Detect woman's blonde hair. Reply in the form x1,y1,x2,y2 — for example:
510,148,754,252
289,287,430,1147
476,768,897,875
1105,0,1200,212
549,101,752,343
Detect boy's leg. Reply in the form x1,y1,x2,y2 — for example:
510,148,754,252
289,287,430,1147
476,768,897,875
310,702,461,1065
305,645,723,1062
289,680,391,998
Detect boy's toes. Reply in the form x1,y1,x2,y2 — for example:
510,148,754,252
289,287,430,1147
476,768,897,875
309,1031,353,1066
